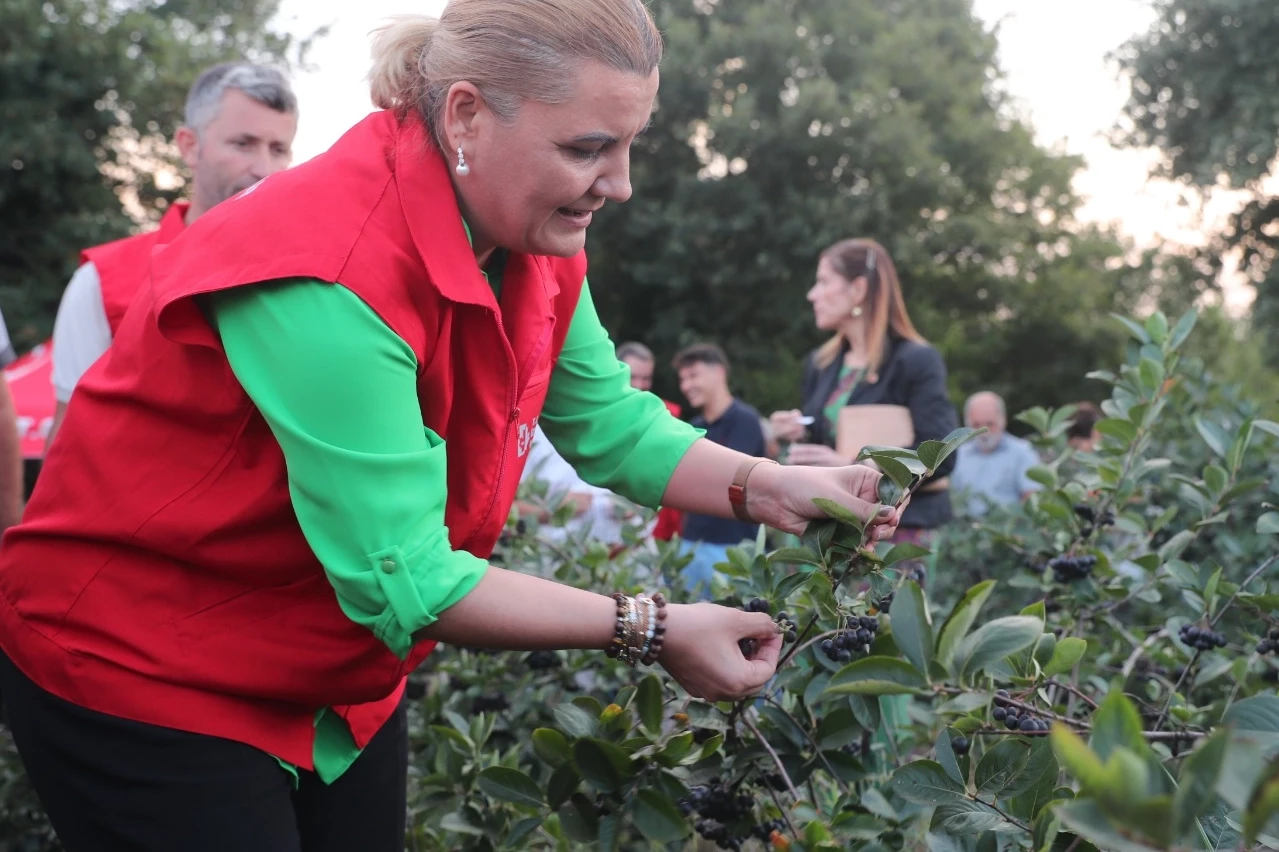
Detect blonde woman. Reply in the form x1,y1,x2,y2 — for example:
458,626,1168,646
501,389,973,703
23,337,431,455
0,3,902,848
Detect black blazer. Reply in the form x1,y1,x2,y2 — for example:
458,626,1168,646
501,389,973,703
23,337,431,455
799,336,958,529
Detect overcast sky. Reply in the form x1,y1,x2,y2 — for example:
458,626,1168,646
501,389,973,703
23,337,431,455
273,0,1253,310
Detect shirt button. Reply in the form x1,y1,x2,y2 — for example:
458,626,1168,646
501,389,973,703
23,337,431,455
380,558,397,574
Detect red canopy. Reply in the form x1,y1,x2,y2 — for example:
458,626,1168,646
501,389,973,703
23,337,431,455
5,340,54,459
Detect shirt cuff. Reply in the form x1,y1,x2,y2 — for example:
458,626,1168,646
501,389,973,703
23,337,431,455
367,536,489,658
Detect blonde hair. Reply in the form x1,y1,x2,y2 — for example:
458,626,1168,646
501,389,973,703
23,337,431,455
368,0,662,145
813,238,927,374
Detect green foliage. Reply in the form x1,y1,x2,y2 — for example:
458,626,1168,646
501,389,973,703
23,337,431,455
1115,0,1279,368
0,0,314,348
1,339,1277,847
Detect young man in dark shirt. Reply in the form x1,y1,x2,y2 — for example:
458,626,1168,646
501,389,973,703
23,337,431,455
672,343,766,598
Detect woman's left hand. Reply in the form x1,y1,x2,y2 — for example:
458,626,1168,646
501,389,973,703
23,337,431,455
747,462,906,538
785,442,849,467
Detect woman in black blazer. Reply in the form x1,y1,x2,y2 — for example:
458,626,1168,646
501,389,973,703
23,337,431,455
771,239,958,539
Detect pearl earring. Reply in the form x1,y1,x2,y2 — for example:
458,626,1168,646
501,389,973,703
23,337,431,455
455,146,470,176
851,305,863,318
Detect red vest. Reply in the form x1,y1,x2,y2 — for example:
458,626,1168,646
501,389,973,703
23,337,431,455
81,201,190,334
652,399,684,541
0,111,586,768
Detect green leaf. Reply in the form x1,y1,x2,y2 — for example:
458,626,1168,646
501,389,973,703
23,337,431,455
558,796,597,843
507,816,543,846
597,811,621,852
955,615,1044,679
1255,419,1279,440
1043,637,1087,677
976,739,1033,797
1171,729,1229,841
930,426,985,469
1195,416,1229,459
773,568,813,603
883,542,932,567
1228,419,1255,472
808,571,839,621
770,547,823,566
1112,313,1151,343
1138,356,1165,394
916,439,946,471
936,580,996,672
1003,736,1059,799
825,656,928,696
631,789,689,843
439,810,486,837
546,763,580,809
1244,761,1279,848
870,454,916,489
1095,418,1137,443
1222,695,1279,732
888,580,933,679
1157,529,1195,560
936,728,970,786
1168,309,1197,351
1026,465,1058,488
1051,725,1109,792
932,800,1010,835
532,728,572,767
1203,463,1229,495
1054,799,1167,852
572,739,635,792
891,759,968,805
1089,691,1147,761
1144,311,1169,344
635,674,664,735
554,703,597,739
476,766,544,808
811,497,865,530
1259,513,1279,535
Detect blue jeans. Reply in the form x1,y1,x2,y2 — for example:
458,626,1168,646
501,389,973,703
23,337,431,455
678,541,730,600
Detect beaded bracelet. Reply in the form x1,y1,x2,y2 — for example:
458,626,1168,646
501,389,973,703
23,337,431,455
605,592,668,667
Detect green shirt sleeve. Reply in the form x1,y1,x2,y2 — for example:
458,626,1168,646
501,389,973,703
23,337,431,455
539,278,703,506
206,278,488,660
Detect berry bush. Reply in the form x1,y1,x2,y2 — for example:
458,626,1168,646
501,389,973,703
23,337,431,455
0,310,1276,852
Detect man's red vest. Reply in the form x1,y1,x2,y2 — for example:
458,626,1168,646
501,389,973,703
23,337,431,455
81,201,190,334
0,110,586,768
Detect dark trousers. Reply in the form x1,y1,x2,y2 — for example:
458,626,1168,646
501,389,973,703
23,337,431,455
0,651,408,852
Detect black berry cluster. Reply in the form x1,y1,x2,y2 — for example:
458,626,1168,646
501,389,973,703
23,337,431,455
1255,627,1279,655
1073,503,1115,531
471,694,509,713
526,650,560,670
1049,554,1097,582
820,616,880,663
745,597,770,614
901,563,927,585
1179,624,1227,652
993,690,1050,733
681,780,753,851
951,736,970,755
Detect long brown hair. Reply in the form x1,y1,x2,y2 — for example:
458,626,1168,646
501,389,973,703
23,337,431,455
813,238,926,376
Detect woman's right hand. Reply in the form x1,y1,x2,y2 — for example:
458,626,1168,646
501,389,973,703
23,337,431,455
658,603,782,701
770,409,808,443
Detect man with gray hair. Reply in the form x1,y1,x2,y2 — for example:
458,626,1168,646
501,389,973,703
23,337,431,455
48,62,298,446
951,390,1042,516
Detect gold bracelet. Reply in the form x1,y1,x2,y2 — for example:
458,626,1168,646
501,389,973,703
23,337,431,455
728,458,779,524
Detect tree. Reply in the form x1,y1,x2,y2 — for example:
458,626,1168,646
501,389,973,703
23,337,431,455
1115,0,1279,367
0,0,312,349
587,0,1140,417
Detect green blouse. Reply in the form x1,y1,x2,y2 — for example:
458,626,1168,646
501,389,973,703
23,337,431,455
206,273,701,783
